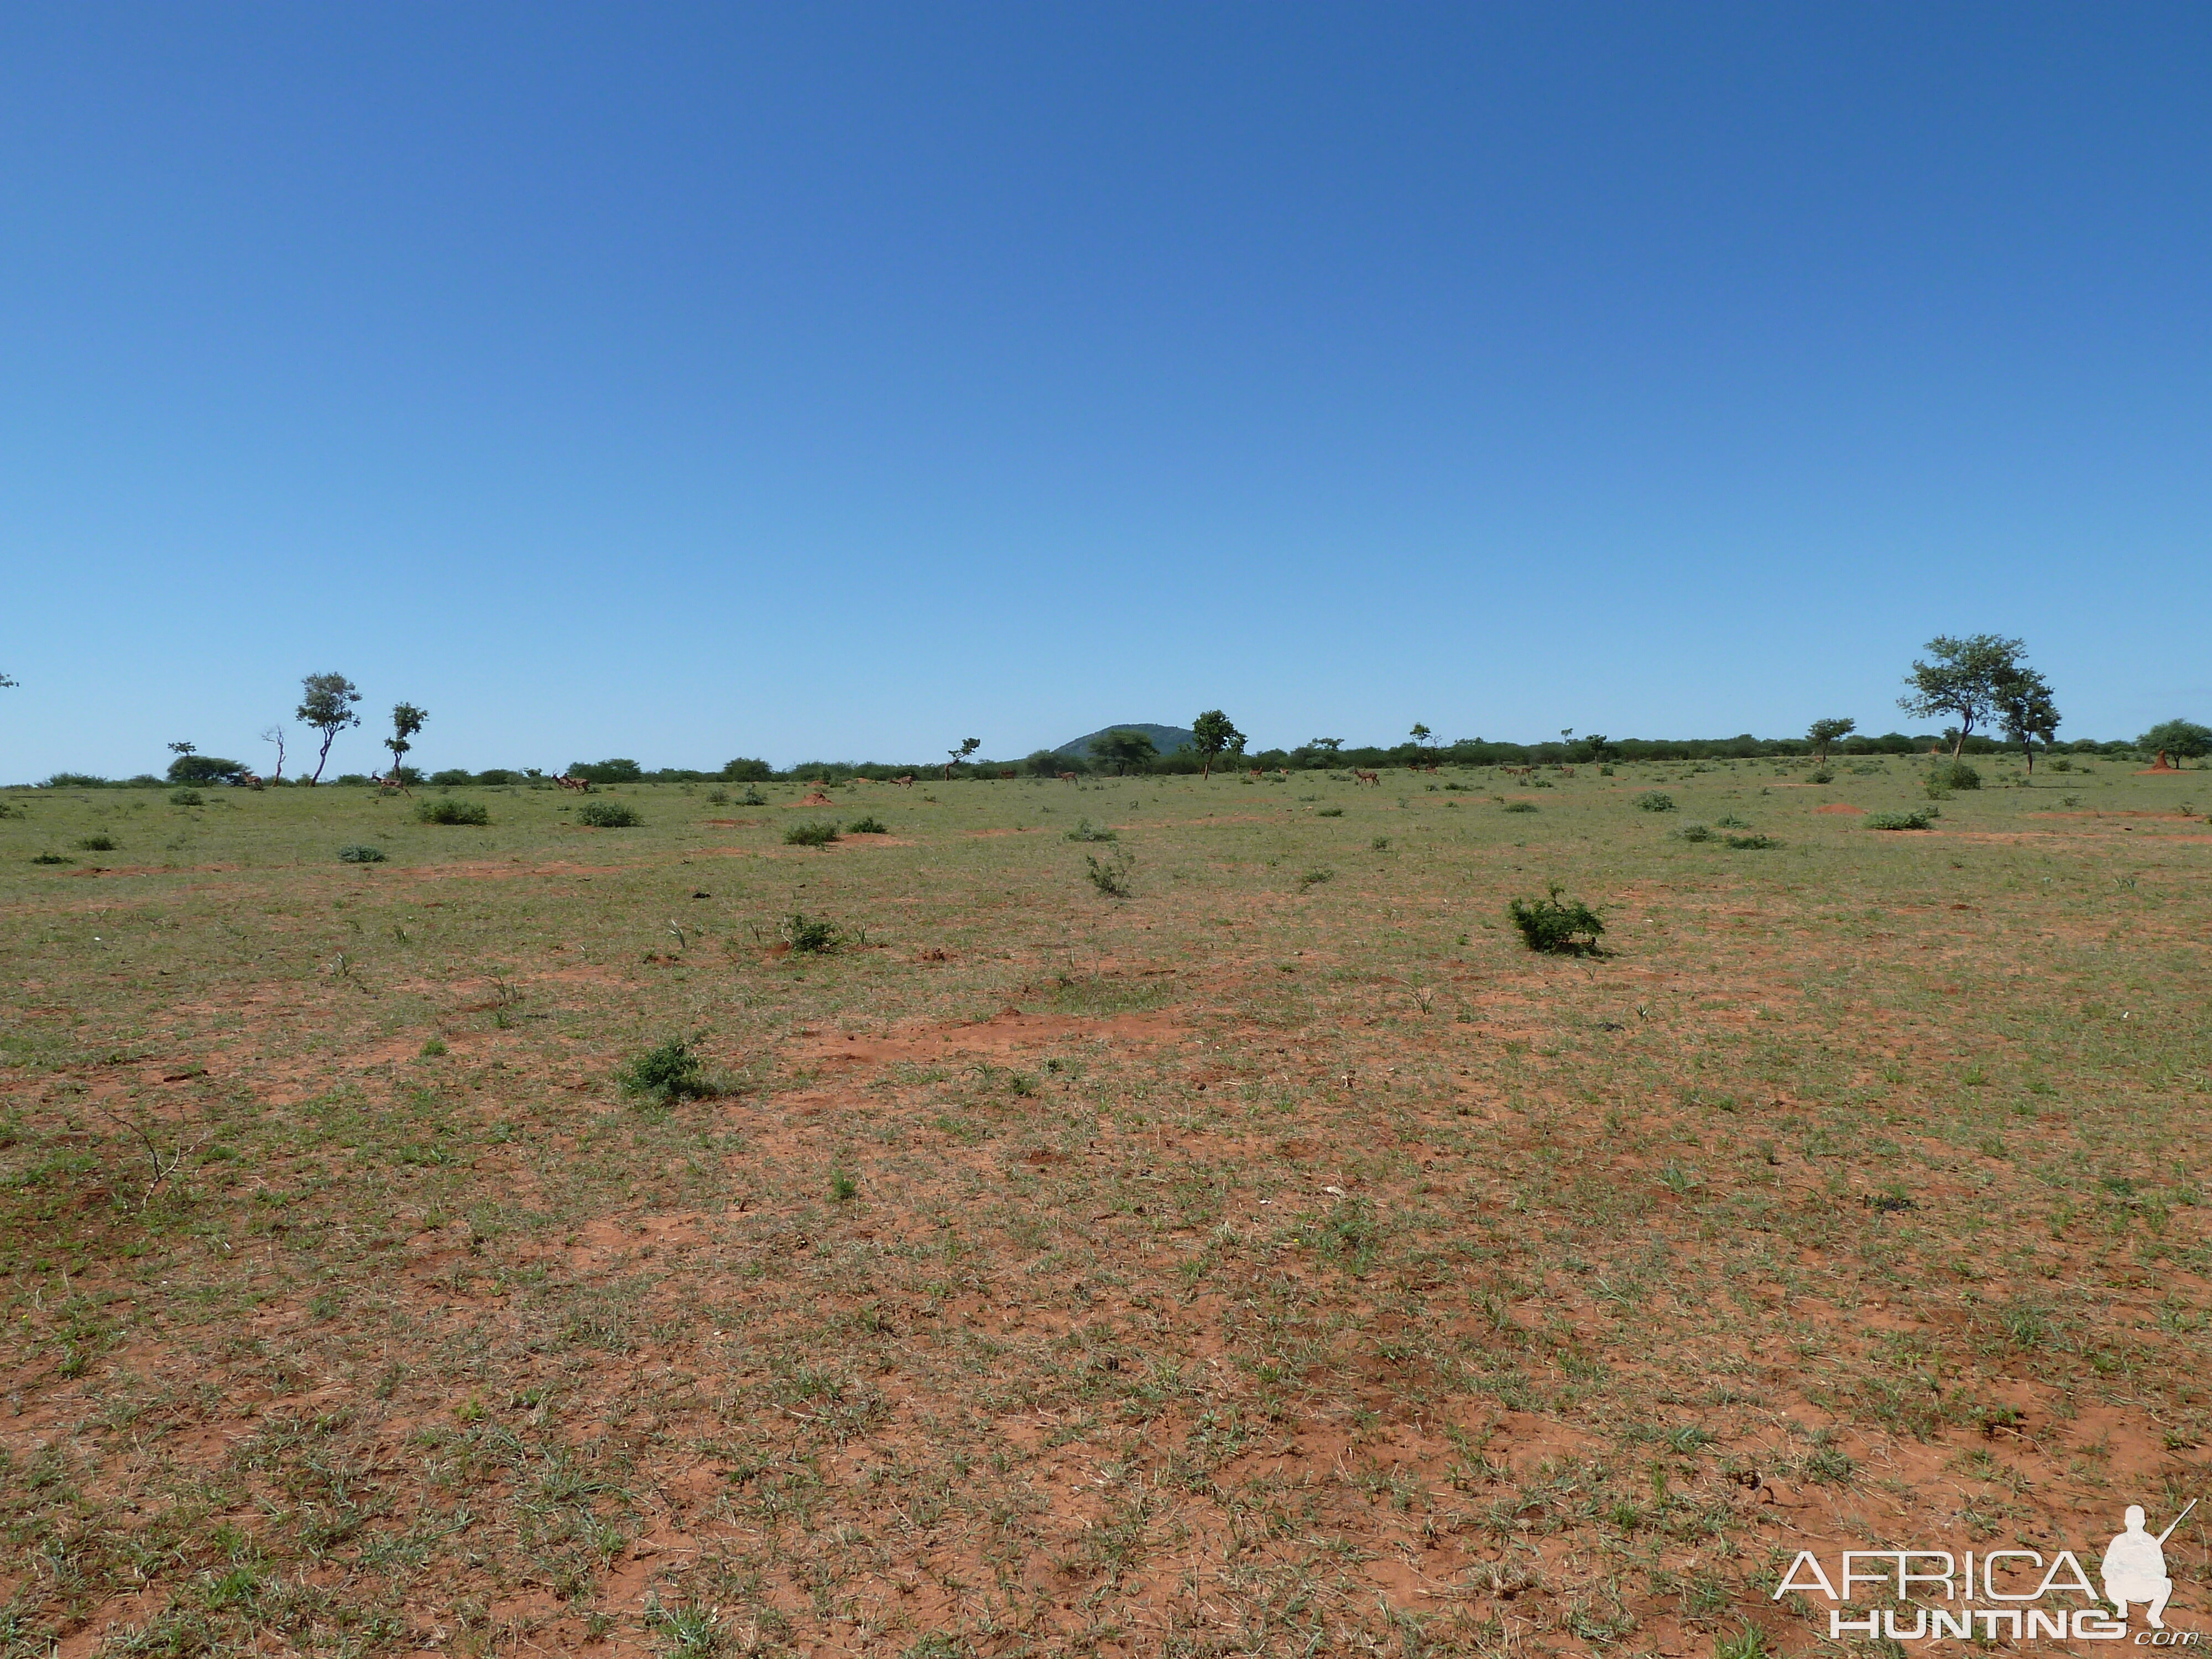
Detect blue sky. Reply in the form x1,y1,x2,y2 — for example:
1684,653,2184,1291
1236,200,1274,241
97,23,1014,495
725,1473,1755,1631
3,3,2208,779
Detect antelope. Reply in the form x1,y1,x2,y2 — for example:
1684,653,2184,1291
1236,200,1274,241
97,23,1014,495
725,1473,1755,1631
378,774,411,796
1057,771,1078,782
892,774,916,788
555,774,591,792
1250,768,1264,779
1353,769,1380,786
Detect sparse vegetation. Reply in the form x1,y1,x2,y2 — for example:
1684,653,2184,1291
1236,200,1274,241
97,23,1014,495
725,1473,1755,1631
785,820,841,847
1867,807,1939,830
168,788,204,806
575,800,642,828
337,843,387,862
417,797,490,825
617,1037,717,1101
780,911,842,952
847,815,888,834
1507,884,1604,953
1634,791,1676,812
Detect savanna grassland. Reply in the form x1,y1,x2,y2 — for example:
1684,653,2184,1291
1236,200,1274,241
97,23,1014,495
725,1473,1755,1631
1,755,2207,1658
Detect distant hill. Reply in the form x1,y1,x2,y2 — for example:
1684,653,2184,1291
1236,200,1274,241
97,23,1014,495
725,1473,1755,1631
1052,723,1197,759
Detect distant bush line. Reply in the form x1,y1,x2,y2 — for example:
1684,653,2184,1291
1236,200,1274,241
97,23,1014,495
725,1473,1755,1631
16,732,2164,790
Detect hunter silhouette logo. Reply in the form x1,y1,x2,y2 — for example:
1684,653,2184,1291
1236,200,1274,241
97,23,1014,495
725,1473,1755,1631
2105,1501,2194,1629
1775,1499,2199,1643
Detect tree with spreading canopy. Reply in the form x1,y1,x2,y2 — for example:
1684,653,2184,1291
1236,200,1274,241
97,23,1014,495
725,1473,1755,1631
1409,722,1433,748
1090,729,1158,775
2138,719,2212,765
943,737,980,779
1992,663,2060,774
384,703,428,780
1808,717,1856,765
1190,709,1246,778
296,672,361,783
1900,635,2027,758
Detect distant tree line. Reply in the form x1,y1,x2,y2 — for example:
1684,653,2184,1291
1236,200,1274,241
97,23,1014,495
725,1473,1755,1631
13,643,2206,789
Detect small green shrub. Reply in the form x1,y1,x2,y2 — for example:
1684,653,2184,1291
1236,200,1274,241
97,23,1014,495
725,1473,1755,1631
1715,813,1751,828
705,788,729,804
1927,759,1981,795
76,833,117,852
419,1037,448,1057
618,1038,716,1102
31,852,73,865
785,820,840,847
830,1170,858,1203
1065,818,1117,842
1084,850,1133,898
1672,822,1715,842
576,801,641,828
1316,806,1343,817
1370,835,1390,851
1807,767,1835,785
1725,832,1781,849
337,844,387,863
1867,808,1938,831
737,785,767,806
1506,885,1604,954
1501,800,1538,813
417,799,490,826
168,788,204,806
1634,791,1676,812
1298,867,1334,890
846,815,888,834
781,912,841,952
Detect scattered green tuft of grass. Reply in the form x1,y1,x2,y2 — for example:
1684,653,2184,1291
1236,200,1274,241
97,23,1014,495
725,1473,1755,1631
618,1038,716,1102
1634,791,1676,812
337,844,387,863
785,821,841,847
1868,807,1939,830
846,815,888,834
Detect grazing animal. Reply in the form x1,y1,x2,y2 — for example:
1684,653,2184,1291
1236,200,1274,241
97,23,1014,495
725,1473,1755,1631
378,774,411,796
1353,769,1380,786
238,772,264,790
1001,769,1017,779
892,774,915,788
555,774,591,792
1250,768,1265,779
1057,771,1078,782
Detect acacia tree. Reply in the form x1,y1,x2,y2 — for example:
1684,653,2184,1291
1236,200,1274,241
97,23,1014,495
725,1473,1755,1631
296,673,361,783
1409,722,1434,749
1900,635,2026,758
1992,665,2060,774
2138,719,2212,765
1190,709,1246,779
1091,729,1157,776
384,703,427,780
1808,717,1856,765
943,737,980,779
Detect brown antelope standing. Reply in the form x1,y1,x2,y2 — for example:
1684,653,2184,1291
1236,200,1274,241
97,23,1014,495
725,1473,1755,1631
892,774,915,788
555,774,591,792
1353,769,1380,786
1057,771,1077,782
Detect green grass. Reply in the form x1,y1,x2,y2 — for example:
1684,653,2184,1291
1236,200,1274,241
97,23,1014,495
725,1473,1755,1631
0,757,2206,1654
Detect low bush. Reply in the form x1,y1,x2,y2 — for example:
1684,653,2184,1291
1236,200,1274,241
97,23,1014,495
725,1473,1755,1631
1673,822,1715,842
1634,791,1676,812
1927,759,1981,795
1808,768,1835,785
781,912,841,953
1507,885,1604,954
846,815,888,834
1084,850,1133,898
1715,813,1751,828
76,834,117,852
785,821,840,847
1316,806,1344,817
417,799,490,826
1725,832,1781,849
428,769,472,787
1298,867,1334,890
737,785,767,806
618,1037,717,1102
1501,800,1538,813
337,844,387,863
576,801,642,828
1065,818,1117,842
168,788,204,807
1867,808,1939,831
31,852,73,865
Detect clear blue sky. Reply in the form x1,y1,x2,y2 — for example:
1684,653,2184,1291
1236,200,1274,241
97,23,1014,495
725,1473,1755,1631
4,3,2208,779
